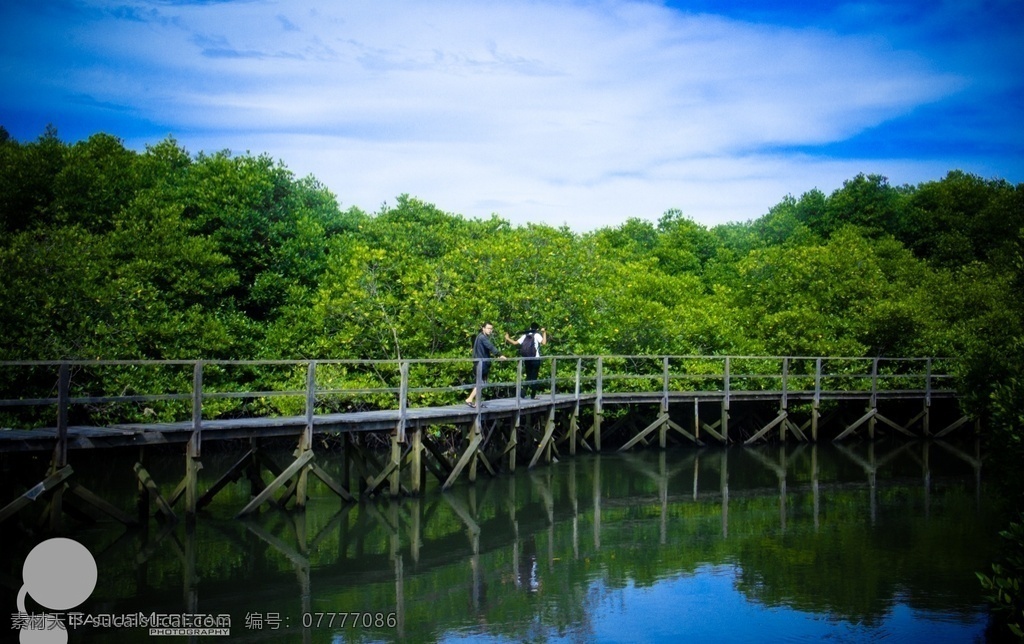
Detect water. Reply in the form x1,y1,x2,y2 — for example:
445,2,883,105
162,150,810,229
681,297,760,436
1,440,1002,642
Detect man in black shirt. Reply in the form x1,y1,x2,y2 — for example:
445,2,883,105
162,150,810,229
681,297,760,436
466,322,505,407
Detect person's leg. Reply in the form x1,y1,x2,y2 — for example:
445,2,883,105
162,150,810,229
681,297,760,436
466,361,481,404
525,359,540,397
466,362,490,404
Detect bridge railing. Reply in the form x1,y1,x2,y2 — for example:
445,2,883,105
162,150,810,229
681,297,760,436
0,356,958,435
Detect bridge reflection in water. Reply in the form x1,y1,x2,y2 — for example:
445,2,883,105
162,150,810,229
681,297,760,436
3,439,992,642
1,355,970,530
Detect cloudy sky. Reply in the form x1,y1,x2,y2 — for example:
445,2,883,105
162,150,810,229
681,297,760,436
1,0,1021,230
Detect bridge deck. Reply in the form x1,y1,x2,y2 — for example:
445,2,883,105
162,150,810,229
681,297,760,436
0,387,955,453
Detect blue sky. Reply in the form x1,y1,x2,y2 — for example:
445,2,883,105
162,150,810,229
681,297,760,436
1,0,1021,230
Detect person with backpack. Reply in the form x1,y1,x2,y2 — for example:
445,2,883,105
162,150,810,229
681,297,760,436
505,323,547,398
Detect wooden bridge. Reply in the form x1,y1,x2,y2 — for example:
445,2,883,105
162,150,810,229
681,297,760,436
0,355,967,529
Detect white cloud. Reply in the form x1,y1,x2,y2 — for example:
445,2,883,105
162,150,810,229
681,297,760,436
51,1,976,228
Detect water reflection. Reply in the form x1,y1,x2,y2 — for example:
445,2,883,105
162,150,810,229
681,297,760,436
2,440,996,642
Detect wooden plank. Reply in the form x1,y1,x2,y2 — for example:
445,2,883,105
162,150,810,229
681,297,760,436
422,449,450,484
744,411,787,445
934,415,970,439
68,483,138,526
196,449,255,509
185,442,200,516
529,409,558,468
236,449,314,517
168,476,187,508
442,433,483,491
366,459,400,496
56,364,69,468
569,404,578,456
618,414,668,452
833,409,877,442
874,413,918,438
305,360,317,429
504,416,519,472
904,408,927,431
701,422,726,443
475,449,497,478
0,465,74,524
595,357,603,451
421,433,454,474
785,419,808,442
667,419,704,446
388,431,402,497
308,461,355,502
134,463,177,522
410,429,423,495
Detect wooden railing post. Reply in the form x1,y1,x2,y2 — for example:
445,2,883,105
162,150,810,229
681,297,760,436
662,356,669,410
924,358,932,436
722,357,731,442
397,360,408,443
571,358,582,456
305,360,316,446
870,357,879,408
594,357,604,451
813,358,822,441
661,356,670,449
869,358,879,440
574,358,582,402
56,362,69,469
925,358,932,408
186,361,203,518
49,362,71,531
515,358,523,404
781,357,789,411
549,357,558,400
191,361,203,454
723,356,731,403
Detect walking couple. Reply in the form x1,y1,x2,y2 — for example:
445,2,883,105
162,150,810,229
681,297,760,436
465,322,548,407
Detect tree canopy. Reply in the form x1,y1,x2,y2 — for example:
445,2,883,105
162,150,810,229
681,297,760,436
1,127,1022,419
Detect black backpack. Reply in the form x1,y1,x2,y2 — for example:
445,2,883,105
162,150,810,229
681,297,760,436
519,332,536,358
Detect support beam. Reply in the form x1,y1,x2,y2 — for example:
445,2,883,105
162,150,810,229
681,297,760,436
619,414,669,452
422,433,454,484
875,413,918,438
0,466,74,525
667,419,705,446
785,419,808,442
529,409,558,468
410,429,424,495
134,463,178,522
442,433,484,491
389,431,402,497
934,415,970,439
236,449,314,517
308,462,354,503
68,483,138,526
833,408,878,442
744,411,788,445
197,448,256,510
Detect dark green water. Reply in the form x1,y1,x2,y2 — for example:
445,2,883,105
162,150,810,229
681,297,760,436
2,440,1002,642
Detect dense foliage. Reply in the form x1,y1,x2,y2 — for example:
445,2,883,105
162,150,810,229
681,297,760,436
3,128,1022,366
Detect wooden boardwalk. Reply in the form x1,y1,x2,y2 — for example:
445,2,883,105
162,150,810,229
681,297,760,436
0,355,968,528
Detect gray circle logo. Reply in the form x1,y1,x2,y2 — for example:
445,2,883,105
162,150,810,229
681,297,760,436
16,538,97,644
